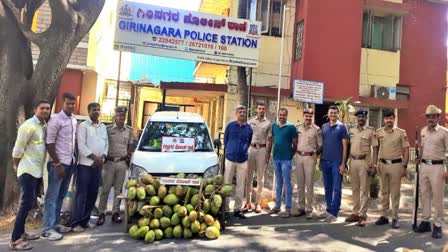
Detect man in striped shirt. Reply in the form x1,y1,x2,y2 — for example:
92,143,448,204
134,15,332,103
10,100,50,250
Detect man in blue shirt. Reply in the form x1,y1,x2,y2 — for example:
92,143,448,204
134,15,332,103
224,105,253,219
267,108,298,218
321,105,349,223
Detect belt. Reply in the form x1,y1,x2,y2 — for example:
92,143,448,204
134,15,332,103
251,144,267,148
421,159,444,165
106,156,128,162
297,151,314,156
380,158,402,165
351,154,367,160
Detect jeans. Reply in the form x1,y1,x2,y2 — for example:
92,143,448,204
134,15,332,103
273,159,293,210
72,164,101,227
321,160,342,217
43,161,75,232
11,173,39,241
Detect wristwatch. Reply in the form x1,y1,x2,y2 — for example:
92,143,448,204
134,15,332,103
402,164,408,169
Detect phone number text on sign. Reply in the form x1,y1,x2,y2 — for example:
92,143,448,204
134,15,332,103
114,1,261,68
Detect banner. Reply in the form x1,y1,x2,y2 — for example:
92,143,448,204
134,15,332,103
114,1,261,68
161,136,195,152
160,177,201,186
293,80,324,104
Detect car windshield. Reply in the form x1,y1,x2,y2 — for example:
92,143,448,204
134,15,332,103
138,121,213,152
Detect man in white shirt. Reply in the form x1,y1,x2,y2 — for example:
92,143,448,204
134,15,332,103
71,103,108,232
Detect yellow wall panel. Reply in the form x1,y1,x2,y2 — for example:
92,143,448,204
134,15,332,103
360,48,400,88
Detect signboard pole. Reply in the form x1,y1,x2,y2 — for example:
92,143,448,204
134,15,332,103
248,68,252,119
276,7,288,115
273,6,289,199
115,51,122,107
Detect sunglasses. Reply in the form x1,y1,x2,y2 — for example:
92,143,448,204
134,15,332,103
425,114,439,119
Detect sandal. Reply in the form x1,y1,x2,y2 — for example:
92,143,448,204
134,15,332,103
9,239,32,250
21,233,40,241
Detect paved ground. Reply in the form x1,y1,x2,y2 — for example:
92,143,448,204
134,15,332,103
2,163,447,251
0,213,446,252
1,182,447,252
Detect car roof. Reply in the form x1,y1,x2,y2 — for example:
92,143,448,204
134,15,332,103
74,114,89,121
150,112,206,123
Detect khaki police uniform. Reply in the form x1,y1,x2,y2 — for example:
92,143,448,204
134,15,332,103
420,124,448,227
98,123,134,214
349,125,375,217
375,127,409,220
293,123,322,213
246,116,272,205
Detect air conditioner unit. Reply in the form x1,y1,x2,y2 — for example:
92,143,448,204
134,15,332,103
372,86,396,100
426,0,448,3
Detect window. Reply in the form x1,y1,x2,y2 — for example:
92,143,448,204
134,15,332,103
362,11,402,51
295,21,304,61
100,79,132,123
367,108,394,129
248,0,285,37
138,122,213,152
368,108,381,129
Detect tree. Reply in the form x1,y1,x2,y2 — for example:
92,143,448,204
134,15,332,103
0,0,105,210
237,0,248,110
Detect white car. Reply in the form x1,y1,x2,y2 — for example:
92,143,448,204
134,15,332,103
130,112,219,179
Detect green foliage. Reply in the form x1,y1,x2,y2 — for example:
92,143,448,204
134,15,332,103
334,97,355,127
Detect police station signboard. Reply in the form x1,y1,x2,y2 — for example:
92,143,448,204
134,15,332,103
293,80,324,104
114,1,261,68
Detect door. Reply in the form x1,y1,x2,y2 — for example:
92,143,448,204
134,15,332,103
314,103,331,128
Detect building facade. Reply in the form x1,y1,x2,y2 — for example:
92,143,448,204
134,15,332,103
292,0,447,142
196,0,304,128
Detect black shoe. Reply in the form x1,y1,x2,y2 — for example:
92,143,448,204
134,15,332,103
234,211,247,219
415,221,432,233
292,210,306,217
96,213,105,226
375,216,389,226
432,225,442,239
112,213,122,223
391,219,400,229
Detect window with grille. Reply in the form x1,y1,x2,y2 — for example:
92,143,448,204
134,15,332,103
250,96,277,121
248,0,285,37
295,21,304,61
100,79,132,123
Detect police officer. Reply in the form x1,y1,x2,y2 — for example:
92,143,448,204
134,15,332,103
345,109,376,227
374,111,409,229
245,102,272,213
97,106,134,225
292,108,322,219
415,105,448,239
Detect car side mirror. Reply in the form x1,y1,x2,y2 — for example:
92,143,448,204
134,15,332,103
213,138,222,149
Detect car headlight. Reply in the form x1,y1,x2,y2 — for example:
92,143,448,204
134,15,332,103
203,165,219,179
130,164,148,179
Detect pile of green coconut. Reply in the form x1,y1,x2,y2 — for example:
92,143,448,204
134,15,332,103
125,173,233,243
